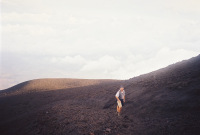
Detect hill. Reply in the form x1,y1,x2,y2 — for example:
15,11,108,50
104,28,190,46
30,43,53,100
0,78,118,94
0,55,200,135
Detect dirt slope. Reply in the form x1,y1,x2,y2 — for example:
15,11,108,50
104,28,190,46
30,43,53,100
0,55,200,135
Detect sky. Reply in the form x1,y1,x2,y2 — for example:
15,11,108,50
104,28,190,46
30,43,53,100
1,0,200,89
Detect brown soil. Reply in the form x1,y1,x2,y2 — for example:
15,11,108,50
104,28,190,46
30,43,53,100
0,54,200,135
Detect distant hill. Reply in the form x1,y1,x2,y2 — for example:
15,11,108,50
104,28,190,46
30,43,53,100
1,78,119,95
0,54,199,135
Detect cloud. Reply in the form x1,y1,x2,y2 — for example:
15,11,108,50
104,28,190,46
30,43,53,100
163,0,200,13
51,55,85,64
79,48,198,79
128,48,198,77
80,55,121,77
2,12,51,23
0,47,198,89
1,0,200,89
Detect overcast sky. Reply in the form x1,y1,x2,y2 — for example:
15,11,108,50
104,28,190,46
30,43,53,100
1,0,200,89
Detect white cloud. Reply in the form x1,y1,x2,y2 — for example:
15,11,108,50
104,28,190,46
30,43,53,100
81,55,120,72
2,12,51,23
1,0,200,89
0,48,198,89
51,55,86,65
3,24,54,36
121,48,199,78
163,0,200,13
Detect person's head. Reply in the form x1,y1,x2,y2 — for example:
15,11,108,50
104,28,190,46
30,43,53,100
120,86,124,91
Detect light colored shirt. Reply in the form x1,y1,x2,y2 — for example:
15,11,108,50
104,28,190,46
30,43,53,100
115,90,125,99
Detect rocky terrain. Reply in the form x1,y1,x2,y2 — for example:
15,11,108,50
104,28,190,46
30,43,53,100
0,54,200,135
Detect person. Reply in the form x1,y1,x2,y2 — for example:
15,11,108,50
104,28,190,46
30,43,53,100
115,86,125,116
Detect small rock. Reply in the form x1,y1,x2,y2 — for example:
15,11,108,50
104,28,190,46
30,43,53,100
105,128,111,132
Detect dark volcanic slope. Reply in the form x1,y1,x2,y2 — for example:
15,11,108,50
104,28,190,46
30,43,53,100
0,55,200,135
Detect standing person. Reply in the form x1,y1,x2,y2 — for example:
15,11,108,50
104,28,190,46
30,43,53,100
115,86,125,116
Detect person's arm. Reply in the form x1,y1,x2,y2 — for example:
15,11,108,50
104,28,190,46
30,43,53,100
115,91,120,102
124,96,125,103
115,96,121,102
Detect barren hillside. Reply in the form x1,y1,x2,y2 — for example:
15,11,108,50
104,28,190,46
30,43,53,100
0,55,200,135
1,78,118,94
